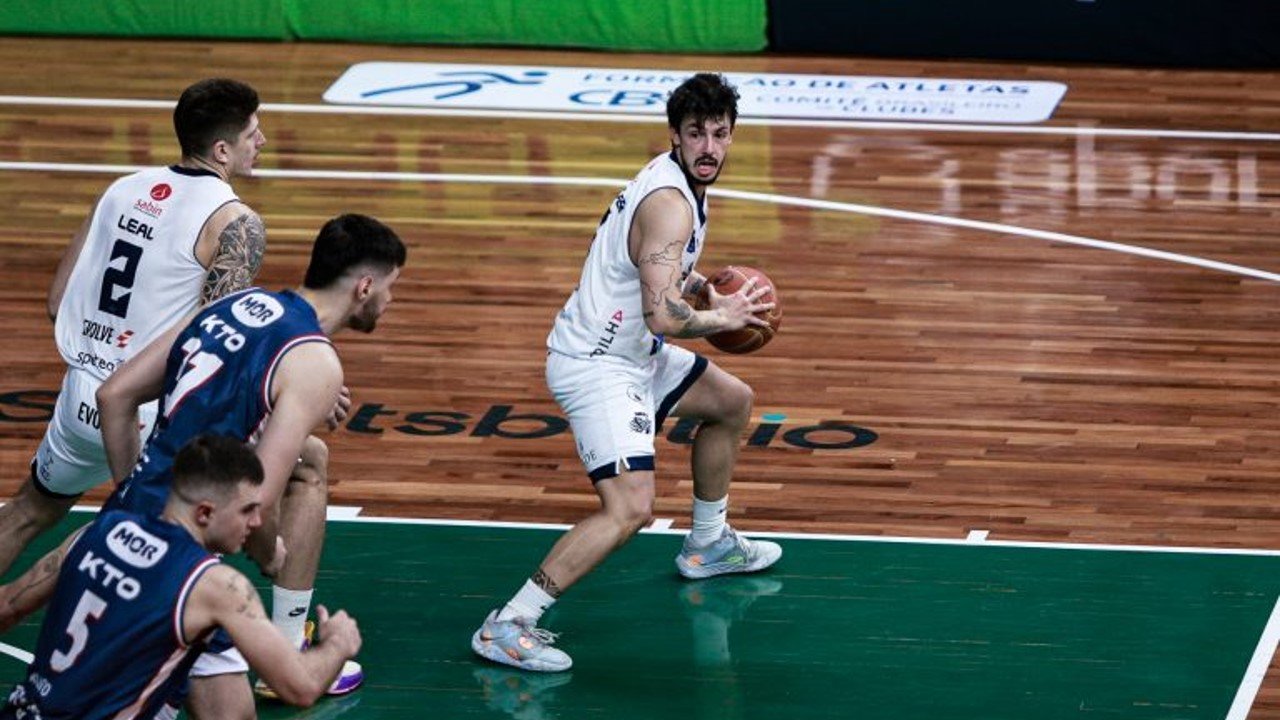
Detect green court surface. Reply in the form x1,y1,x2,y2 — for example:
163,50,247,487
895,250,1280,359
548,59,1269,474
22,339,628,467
2,513,1279,719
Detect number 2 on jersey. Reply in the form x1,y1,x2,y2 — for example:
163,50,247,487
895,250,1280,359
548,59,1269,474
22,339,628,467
164,336,225,418
98,239,143,319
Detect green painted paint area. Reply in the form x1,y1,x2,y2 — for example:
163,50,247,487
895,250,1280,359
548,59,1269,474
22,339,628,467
3,515,1277,719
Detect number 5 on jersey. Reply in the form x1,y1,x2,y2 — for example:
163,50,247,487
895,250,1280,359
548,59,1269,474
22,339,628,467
49,590,108,672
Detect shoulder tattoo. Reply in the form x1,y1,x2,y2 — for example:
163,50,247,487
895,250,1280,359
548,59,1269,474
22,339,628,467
202,213,266,304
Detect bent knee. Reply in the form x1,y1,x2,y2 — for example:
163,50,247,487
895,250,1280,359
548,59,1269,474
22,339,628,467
731,379,755,414
298,435,329,470
290,437,330,487
613,491,655,533
718,377,754,427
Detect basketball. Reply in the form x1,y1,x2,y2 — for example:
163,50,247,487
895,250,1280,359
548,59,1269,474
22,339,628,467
695,266,782,354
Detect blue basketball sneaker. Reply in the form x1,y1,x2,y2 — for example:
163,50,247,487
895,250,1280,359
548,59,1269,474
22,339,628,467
676,526,782,579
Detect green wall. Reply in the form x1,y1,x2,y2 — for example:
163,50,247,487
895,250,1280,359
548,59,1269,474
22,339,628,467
0,0,767,52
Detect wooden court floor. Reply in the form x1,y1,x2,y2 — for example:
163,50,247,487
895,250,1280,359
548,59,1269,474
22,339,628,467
0,37,1278,717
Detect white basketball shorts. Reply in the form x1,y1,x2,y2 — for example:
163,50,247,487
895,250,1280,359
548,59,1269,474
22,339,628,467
32,368,158,497
190,645,249,677
545,343,707,482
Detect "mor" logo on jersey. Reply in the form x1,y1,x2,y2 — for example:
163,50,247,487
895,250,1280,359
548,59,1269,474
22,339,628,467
107,520,169,569
231,292,285,329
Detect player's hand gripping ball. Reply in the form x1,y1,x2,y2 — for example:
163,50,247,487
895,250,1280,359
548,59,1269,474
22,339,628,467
695,266,782,354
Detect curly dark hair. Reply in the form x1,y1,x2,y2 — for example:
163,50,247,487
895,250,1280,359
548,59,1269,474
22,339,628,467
666,73,739,130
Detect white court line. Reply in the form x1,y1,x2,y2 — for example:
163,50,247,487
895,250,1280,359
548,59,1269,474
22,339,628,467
2,160,1277,284
0,642,33,665
34,506,1280,557
325,505,363,520
2,94,1280,141
710,186,1280,284
1228,595,1280,720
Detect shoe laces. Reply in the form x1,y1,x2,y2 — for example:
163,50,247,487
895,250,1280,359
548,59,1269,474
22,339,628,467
725,527,758,556
508,617,561,646
523,625,561,647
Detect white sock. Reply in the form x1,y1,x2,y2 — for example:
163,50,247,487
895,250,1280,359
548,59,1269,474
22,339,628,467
690,496,728,547
272,586,313,650
496,579,556,624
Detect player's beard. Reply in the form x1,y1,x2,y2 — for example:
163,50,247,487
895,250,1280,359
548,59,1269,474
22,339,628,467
349,302,380,333
677,146,725,187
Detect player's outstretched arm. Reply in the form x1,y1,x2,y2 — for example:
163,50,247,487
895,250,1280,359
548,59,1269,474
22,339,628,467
0,528,82,632
186,565,360,707
96,318,189,481
632,189,769,339
196,202,266,305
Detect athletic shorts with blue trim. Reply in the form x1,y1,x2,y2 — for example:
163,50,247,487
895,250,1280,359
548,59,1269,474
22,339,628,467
545,343,707,482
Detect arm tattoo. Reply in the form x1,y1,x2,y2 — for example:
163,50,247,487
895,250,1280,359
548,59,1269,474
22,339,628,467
640,238,718,336
640,240,721,337
685,276,706,300
227,574,263,618
201,213,265,304
639,239,685,310
665,297,692,322
531,568,564,599
664,297,720,337
9,553,61,608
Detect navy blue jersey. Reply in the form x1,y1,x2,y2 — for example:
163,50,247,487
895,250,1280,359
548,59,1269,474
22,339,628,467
106,288,329,517
3,511,218,720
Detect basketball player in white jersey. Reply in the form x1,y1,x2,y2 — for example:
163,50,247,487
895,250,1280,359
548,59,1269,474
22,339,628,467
472,73,781,672
0,78,266,577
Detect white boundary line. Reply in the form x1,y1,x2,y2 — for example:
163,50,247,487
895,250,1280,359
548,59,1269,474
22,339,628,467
710,187,1280,284
2,161,1277,284
2,95,1280,142
0,642,33,665
1228,596,1280,720
9,505,1272,558
338,512,1280,557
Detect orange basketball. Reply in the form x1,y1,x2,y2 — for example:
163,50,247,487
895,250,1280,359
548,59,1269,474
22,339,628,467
696,265,782,354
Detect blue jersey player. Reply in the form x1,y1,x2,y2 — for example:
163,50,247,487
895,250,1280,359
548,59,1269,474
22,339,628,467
94,213,405,716
105,286,331,519
0,435,362,719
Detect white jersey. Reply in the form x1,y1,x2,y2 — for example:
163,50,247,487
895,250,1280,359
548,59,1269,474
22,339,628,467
548,151,707,363
54,166,237,381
